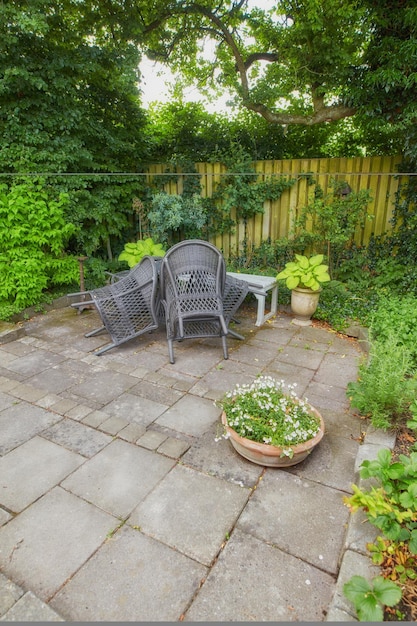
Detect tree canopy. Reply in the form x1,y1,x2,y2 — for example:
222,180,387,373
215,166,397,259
139,0,417,142
0,0,148,174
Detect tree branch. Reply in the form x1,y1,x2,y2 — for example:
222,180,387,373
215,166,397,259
245,101,356,125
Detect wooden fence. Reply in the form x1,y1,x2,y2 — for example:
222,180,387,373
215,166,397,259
146,155,406,258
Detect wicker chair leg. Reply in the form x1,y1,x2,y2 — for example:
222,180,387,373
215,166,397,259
227,328,245,340
168,338,175,364
221,335,229,360
94,342,118,356
85,326,106,338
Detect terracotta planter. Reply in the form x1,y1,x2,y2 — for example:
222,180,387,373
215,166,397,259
221,408,325,467
290,286,322,326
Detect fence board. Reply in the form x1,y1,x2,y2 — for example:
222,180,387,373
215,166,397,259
146,155,405,254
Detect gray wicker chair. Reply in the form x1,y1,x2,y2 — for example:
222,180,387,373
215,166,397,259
159,239,247,363
223,273,249,340
69,255,161,355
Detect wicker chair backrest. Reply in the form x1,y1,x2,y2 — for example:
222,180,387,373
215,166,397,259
160,239,226,301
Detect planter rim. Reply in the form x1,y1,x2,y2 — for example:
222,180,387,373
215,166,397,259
292,286,322,294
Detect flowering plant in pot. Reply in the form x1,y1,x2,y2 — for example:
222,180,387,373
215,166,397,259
217,375,324,467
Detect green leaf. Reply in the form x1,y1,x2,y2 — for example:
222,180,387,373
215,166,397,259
309,254,324,267
343,575,371,604
295,254,309,269
372,577,402,607
357,594,384,622
409,531,417,554
287,276,299,290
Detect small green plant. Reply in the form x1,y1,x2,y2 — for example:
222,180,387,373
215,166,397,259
343,575,402,621
118,237,166,268
367,536,417,584
293,179,372,274
344,448,417,551
276,254,331,291
407,400,417,434
369,294,417,371
347,333,417,430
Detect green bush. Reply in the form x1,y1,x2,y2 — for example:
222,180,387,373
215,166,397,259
347,333,417,430
370,295,417,371
0,180,79,310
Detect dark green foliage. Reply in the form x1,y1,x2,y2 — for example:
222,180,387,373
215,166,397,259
211,147,295,259
370,295,417,371
0,1,150,260
293,179,373,274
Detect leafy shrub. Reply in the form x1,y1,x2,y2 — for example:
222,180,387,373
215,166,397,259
293,179,373,273
314,280,378,331
147,193,208,245
0,180,79,309
370,295,417,371
347,333,417,430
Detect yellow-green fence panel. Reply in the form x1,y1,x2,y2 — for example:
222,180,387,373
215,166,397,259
146,155,406,254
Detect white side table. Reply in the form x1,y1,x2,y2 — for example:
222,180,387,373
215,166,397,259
226,272,278,326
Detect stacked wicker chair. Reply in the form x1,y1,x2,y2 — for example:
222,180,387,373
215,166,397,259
68,255,162,355
159,240,248,364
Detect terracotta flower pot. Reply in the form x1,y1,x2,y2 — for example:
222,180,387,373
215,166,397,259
221,408,325,467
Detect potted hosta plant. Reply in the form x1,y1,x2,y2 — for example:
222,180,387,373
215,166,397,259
217,376,324,467
118,237,166,268
276,254,331,326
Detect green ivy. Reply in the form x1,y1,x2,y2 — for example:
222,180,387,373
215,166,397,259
293,179,373,275
211,146,295,257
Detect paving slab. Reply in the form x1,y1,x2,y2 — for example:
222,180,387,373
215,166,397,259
129,464,251,566
163,344,225,377
303,380,352,412
129,378,184,405
0,487,116,601
275,343,326,370
182,424,264,488
289,428,359,492
236,470,350,575
0,391,17,412
184,528,334,622
189,358,260,399
101,391,168,426
50,525,207,622
155,393,220,437
23,360,92,395
0,573,24,616
41,418,112,457
157,436,190,458
314,352,361,388
0,591,64,622
229,338,280,367
265,360,316,397
3,349,66,377
0,402,61,456
61,439,176,518
70,368,137,404
0,436,84,512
